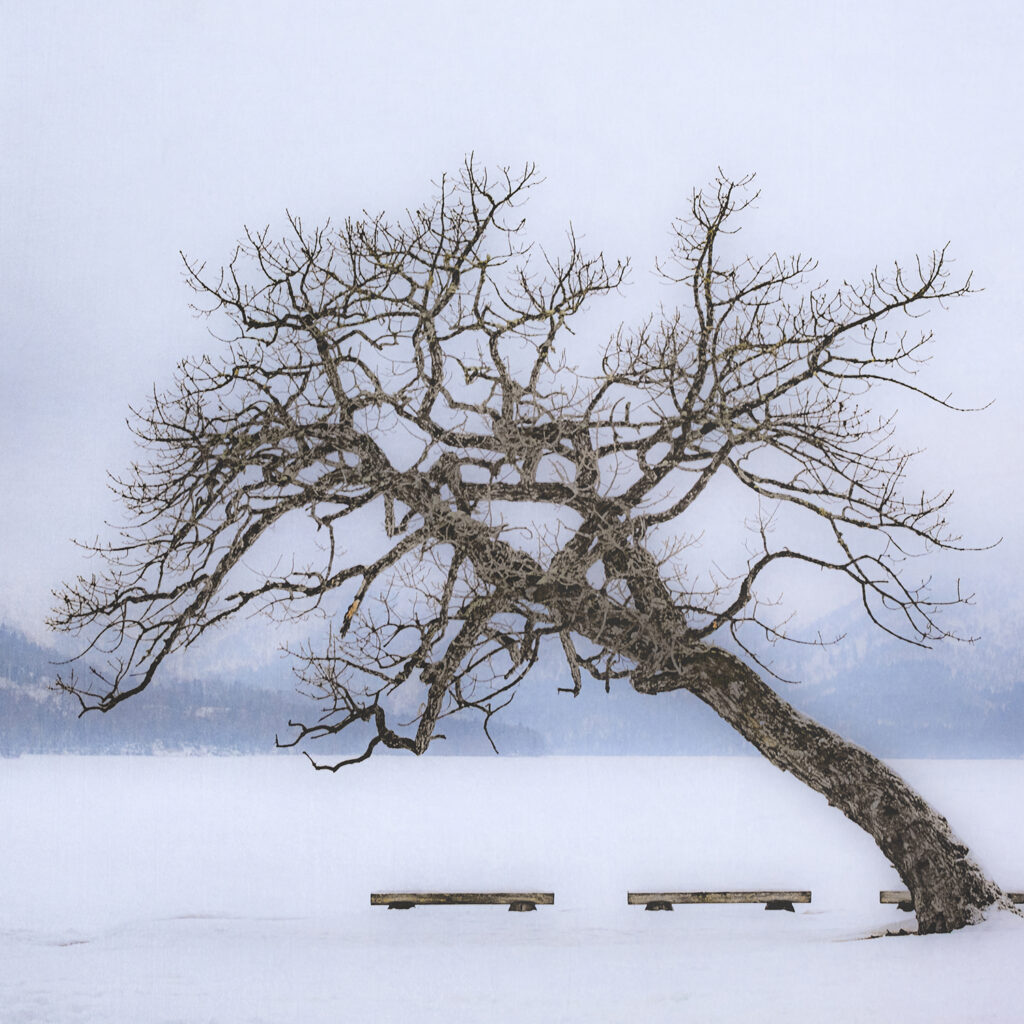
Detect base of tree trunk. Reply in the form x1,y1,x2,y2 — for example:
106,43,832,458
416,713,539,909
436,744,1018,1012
634,646,1010,934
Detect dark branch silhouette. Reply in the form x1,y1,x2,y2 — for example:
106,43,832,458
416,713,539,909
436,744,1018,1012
51,160,1013,933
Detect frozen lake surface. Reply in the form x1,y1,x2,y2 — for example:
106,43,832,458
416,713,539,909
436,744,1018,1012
2,754,1022,1022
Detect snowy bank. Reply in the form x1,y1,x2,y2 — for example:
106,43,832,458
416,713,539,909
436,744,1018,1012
1,756,1021,1022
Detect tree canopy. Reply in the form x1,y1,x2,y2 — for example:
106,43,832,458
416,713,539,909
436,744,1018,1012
51,161,1012,932
52,161,973,761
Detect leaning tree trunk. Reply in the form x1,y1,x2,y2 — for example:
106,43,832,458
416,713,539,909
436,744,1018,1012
447,512,1009,934
632,646,1009,934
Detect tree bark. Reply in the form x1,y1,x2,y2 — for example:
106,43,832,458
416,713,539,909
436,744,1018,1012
435,511,1010,934
464,530,1015,934
633,646,1010,934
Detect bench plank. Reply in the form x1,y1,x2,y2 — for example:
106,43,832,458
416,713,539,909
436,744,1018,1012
881,889,1024,909
628,891,811,906
371,892,554,909
629,890,810,911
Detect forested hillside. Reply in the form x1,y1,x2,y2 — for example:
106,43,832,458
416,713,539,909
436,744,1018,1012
3,620,1022,758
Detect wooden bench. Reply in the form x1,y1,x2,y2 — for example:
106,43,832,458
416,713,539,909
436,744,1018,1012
881,890,1024,912
628,890,811,912
371,892,554,912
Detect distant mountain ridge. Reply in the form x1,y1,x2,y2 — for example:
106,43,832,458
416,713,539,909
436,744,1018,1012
2,615,1022,758
0,623,312,756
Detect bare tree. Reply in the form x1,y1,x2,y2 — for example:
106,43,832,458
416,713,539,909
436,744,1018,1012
51,160,1013,933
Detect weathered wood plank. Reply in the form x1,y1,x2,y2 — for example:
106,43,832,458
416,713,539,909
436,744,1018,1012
879,890,916,911
882,889,1024,908
880,890,912,905
627,890,811,905
370,892,554,907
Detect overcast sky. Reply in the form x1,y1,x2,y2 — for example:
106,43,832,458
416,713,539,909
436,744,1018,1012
2,0,1022,645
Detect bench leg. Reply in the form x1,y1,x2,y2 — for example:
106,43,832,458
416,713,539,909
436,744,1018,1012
387,902,416,910
508,901,537,912
764,900,795,912
644,900,674,911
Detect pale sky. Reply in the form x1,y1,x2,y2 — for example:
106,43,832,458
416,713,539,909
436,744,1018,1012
2,0,1022,645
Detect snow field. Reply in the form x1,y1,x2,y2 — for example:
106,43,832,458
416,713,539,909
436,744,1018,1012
1,755,1022,1022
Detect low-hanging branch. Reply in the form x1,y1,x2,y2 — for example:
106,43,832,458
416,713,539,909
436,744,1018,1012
51,160,1015,934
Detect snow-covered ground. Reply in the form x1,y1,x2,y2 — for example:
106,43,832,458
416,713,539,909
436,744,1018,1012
1,754,1021,1022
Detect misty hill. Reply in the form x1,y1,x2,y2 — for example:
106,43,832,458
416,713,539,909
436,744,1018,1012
0,624,308,757
2,614,1023,758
